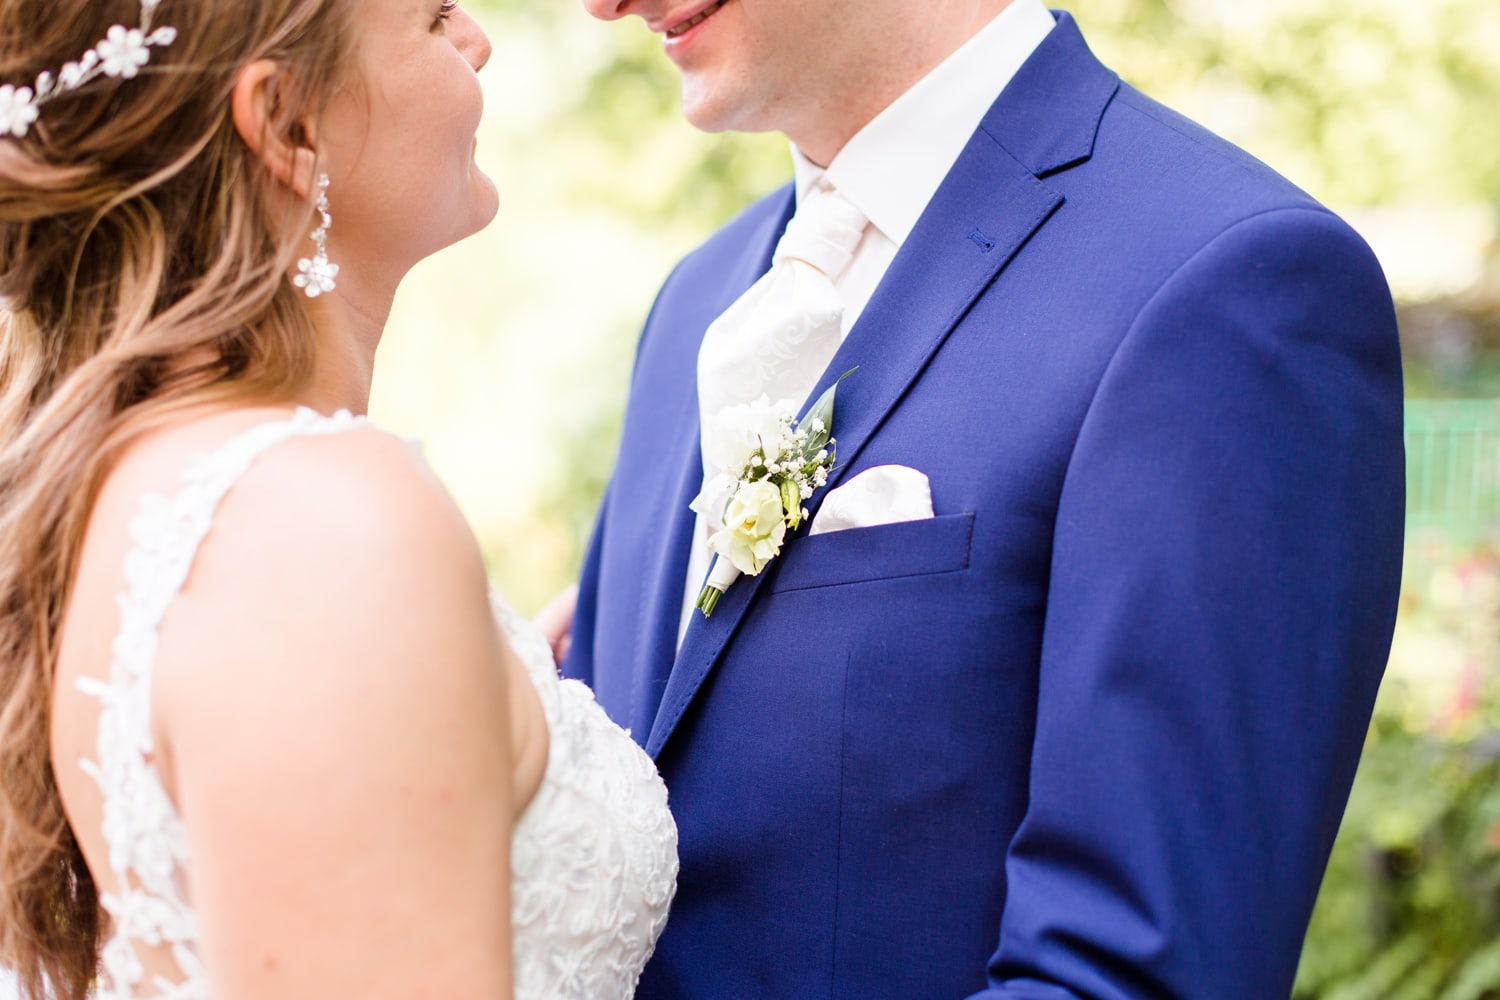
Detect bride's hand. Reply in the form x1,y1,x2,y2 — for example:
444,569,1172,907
536,584,578,666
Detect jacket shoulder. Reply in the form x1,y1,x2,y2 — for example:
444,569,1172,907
1104,83,1322,212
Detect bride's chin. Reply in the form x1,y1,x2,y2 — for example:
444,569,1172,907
463,179,501,238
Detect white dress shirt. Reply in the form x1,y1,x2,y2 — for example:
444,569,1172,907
679,0,1057,640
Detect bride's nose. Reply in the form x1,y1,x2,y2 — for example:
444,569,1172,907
455,9,492,72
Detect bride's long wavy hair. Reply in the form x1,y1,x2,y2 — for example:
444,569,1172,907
0,0,354,995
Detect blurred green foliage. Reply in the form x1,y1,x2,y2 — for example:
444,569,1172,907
1296,539,1500,997
455,0,1500,993
1051,0,1500,207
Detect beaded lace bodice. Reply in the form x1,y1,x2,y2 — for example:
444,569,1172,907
77,409,677,999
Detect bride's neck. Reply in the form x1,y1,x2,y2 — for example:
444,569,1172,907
301,269,397,415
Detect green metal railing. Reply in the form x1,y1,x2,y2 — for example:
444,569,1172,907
1404,399,1500,542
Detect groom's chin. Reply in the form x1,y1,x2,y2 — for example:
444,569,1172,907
677,85,778,139
677,83,731,135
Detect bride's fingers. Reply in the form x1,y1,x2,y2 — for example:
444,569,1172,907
535,583,578,665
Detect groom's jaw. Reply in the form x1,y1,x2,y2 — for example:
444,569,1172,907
660,0,730,43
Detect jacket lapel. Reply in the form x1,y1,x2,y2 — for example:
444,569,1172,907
646,13,1120,758
625,390,704,741
630,189,796,741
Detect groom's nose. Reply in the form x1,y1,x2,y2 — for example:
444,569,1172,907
581,0,634,20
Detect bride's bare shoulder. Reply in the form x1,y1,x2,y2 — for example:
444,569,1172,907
97,406,466,559
163,406,485,620
123,407,517,995
102,405,432,505
139,403,509,788
63,402,508,799
98,404,496,698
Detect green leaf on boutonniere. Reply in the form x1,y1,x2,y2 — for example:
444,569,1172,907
800,367,856,453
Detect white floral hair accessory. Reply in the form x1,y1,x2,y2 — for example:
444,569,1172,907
0,0,177,139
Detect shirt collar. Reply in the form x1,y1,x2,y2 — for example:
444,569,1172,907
791,0,1056,248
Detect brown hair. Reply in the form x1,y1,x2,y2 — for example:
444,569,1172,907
0,1,355,995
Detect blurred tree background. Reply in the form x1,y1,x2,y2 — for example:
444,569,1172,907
369,0,1500,994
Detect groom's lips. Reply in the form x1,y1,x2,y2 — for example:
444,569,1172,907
662,0,730,42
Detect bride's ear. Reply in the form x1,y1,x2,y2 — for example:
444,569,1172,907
231,59,318,200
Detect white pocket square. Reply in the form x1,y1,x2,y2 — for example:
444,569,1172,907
808,465,935,537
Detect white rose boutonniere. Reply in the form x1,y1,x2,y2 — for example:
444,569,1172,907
691,370,854,617
713,481,788,575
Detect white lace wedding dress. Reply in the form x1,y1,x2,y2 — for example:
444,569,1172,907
75,408,677,999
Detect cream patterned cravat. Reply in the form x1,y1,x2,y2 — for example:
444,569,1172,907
697,183,869,431
681,183,869,634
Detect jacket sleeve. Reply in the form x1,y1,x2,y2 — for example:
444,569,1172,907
972,207,1405,998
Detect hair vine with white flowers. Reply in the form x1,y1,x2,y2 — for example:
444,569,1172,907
0,0,177,139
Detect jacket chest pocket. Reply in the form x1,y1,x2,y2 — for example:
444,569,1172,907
766,513,974,594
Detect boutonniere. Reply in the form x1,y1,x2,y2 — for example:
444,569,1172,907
691,370,854,617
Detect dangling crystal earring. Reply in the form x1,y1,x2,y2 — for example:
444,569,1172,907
293,173,339,299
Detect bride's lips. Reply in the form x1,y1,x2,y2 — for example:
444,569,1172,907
661,0,731,53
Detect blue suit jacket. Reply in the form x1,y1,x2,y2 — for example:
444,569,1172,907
565,14,1404,998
